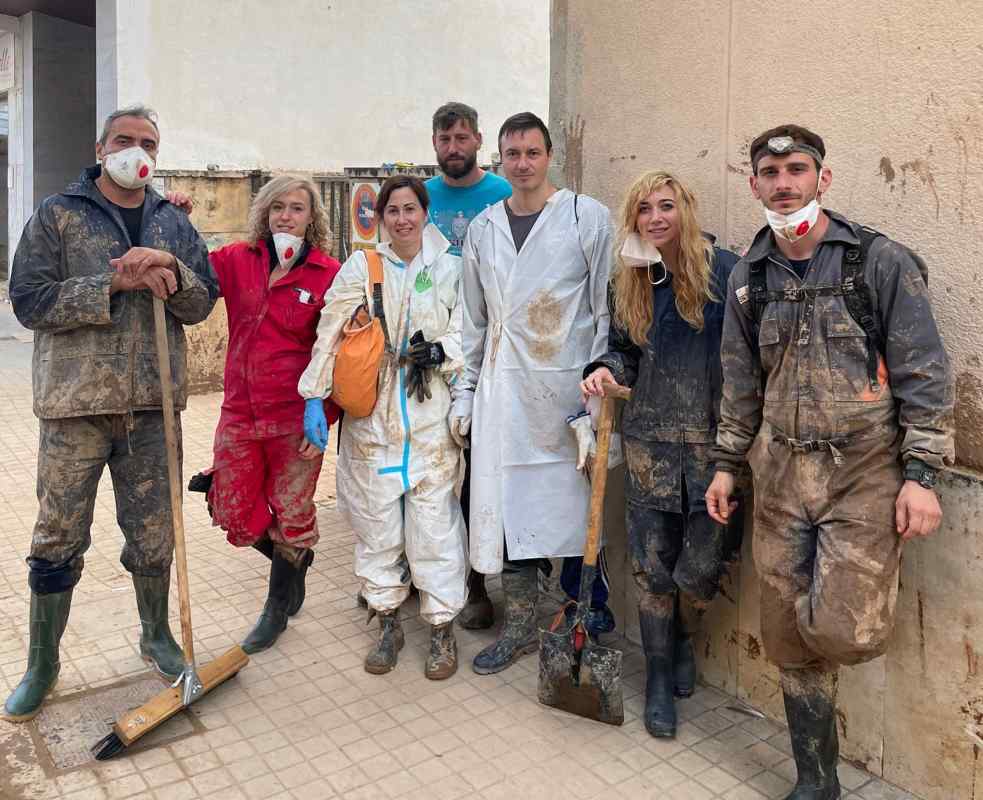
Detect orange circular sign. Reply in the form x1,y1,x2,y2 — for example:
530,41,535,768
352,183,378,241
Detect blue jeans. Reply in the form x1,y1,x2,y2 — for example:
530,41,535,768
560,549,610,609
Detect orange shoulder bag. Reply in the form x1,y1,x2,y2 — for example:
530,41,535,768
330,250,391,418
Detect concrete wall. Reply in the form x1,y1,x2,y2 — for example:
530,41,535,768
0,134,8,277
550,2,983,798
26,12,95,205
109,0,549,172
156,171,257,394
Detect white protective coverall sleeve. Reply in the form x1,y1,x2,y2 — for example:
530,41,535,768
580,198,615,364
298,250,369,400
459,218,489,395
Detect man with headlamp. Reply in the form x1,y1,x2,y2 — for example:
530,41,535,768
706,124,953,800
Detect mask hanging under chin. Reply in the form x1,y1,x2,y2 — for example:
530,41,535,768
763,171,823,243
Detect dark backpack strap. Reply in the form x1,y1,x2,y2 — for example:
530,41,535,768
748,259,769,339
842,227,884,391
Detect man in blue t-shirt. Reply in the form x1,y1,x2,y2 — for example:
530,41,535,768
425,102,510,631
426,102,511,257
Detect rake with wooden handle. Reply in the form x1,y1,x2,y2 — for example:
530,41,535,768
92,296,248,760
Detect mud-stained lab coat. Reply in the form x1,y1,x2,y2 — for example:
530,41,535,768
461,189,613,573
298,224,467,624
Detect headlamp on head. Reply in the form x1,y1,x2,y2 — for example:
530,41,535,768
759,136,824,168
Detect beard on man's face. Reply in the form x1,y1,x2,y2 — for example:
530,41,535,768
438,152,477,179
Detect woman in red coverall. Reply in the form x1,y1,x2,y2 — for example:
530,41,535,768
206,175,341,654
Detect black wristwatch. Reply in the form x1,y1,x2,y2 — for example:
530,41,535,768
903,459,938,490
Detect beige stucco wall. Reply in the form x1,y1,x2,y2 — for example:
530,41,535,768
157,172,256,393
550,2,983,798
107,0,548,173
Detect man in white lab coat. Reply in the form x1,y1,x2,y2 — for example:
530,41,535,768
453,112,614,674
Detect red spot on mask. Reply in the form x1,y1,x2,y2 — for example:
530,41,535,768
795,221,810,236
138,164,149,178
284,247,294,260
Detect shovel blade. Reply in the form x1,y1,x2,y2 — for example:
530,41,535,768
538,627,624,726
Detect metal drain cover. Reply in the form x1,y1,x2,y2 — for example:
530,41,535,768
33,677,196,770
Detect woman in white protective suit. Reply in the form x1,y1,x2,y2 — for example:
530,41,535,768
298,174,466,680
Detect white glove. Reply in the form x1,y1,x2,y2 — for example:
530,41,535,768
449,390,473,449
569,414,596,471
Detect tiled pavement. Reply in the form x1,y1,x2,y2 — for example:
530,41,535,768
0,337,919,800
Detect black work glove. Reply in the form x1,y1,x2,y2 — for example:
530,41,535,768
405,361,433,403
407,329,445,368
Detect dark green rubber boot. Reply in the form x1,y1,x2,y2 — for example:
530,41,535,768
639,591,677,738
364,610,404,674
2,589,73,722
781,668,841,800
472,565,538,675
133,574,185,680
242,551,294,654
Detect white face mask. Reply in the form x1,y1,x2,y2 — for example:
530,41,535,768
763,171,823,243
620,232,669,285
101,146,155,190
272,232,305,269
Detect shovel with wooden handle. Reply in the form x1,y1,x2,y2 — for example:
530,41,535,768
91,295,249,760
537,385,631,726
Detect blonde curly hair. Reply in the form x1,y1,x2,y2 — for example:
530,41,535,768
247,175,331,252
612,171,715,344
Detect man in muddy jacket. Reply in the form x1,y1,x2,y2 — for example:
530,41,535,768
706,124,953,800
3,105,218,722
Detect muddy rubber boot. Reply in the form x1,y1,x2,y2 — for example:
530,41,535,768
780,667,841,800
457,571,495,630
133,574,185,679
425,621,458,680
252,538,312,617
472,565,538,675
364,610,404,674
674,593,705,698
2,589,73,722
639,592,677,738
242,551,294,654
286,549,314,617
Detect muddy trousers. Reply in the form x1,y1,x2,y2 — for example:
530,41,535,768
750,437,903,669
27,413,178,594
627,504,727,619
209,432,322,550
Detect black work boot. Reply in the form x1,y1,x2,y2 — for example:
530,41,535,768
780,667,841,800
287,549,314,617
241,551,294,654
133,574,185,679
252,538,313,617
457,571,495,630
425,621,458,680
364,610,404,674
639,592,677,738
2,589,73,722
674,593,706,698
472,564,538,674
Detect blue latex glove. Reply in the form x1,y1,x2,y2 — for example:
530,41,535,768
303,398,329,451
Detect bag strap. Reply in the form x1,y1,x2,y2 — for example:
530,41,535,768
842,228,885,391
365,250,385,287
364,250,393,352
